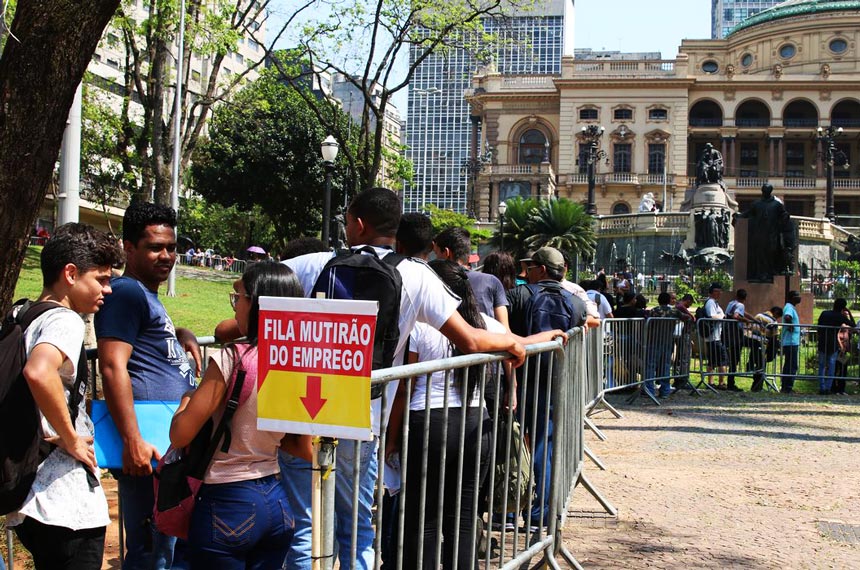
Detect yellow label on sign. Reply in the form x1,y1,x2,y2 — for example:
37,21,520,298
257,370,371,428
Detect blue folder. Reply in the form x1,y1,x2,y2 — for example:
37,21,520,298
92,400,180,469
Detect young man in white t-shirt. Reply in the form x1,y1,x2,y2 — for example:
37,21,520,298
703,283,728,389
7,223,123,568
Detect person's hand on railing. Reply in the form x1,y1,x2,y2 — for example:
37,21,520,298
516,329,568,346
177,327,202,376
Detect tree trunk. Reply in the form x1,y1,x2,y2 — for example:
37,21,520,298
0,0,120,313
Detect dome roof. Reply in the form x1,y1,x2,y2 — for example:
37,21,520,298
729,0,860,36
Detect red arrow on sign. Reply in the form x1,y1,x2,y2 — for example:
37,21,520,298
301,375,327,420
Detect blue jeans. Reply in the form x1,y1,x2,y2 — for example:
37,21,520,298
188,474,293,569
113,472,184,570
645,346,673,397
279,439,378,570
278,450,313,569
818,350,839,392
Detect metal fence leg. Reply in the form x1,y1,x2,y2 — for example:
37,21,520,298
626,388,661,406
586,395,623,419
576,472,617,516
583,445,607,471
558,545,586,570
583,417,607,441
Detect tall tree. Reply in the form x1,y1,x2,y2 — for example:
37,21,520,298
269,0,537,194
0,0,121,313
190,68,353,242
109,0,309,204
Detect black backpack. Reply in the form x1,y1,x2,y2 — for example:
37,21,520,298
695,306,714,338
0,300,88,515
523,282,577,336
311,247,405,398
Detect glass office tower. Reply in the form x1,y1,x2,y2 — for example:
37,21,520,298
404,1,573,214
711,0,782,38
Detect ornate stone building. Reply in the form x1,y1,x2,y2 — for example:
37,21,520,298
466,0,860,224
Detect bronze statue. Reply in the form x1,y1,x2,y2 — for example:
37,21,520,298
735,183,796,281
695,143,724,186
694,208,730,250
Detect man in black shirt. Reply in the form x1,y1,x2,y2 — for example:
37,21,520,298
817,298,855,395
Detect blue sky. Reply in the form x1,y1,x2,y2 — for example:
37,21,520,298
574,0,712,58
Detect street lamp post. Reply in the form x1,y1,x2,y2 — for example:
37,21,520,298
815,126,850,222
462,143,493,219
320,135,340,249
581,125,607,216
498,201,507,251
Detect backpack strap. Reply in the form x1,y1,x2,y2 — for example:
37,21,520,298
209,344,255,456
15,300,98,487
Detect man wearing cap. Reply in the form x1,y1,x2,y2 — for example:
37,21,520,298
506,246,586,529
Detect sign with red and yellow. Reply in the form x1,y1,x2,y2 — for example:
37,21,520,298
256,296,377,440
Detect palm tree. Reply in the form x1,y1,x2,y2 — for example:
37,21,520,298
525,198,596,261
490,196,537,258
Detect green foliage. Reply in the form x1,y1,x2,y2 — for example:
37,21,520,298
525,199,596,259
493,197,596,267
676,268,733,300
495,196,539,260
80,79,137,232
190,69,354,243
0,0,16,52
424,204,491,246
832,260,860,277
180,196,277,257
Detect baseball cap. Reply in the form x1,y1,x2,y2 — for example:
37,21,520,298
520,246,565,272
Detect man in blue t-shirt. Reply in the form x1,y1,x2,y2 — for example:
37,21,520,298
433,227,510,329
95,202,201,570
781,290,802,394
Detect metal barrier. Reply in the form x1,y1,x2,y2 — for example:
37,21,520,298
176,253,247,274
691,317,777,393
598,317,693,406
364,329,588,569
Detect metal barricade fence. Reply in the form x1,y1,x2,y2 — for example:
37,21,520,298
599,318,692,405
366,329,588,569
691,317,776,393
3,333,593,569
760,322,858,394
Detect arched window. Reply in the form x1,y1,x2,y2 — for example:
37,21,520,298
519,129,548,164
612,202,631,215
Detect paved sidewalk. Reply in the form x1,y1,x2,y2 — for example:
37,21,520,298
563,392,860,569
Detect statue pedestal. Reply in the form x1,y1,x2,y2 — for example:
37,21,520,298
731,219,812,323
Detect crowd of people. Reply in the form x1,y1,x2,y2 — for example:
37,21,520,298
6,190,858,569
6,191,588,569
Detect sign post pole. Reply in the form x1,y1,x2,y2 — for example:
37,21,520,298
257,295,376,570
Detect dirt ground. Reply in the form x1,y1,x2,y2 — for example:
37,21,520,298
563,390,860,569
7,391,859,569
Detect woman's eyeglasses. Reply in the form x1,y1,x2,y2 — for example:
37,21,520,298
229,292,250,309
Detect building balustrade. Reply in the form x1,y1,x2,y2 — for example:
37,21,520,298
500,75,554,89
486,163,555,176
597,213,845,243
571,60,675,76
834,178,860,189
689,118,723,127
783,177,818,188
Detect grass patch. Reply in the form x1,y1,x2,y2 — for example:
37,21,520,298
14,246,233,338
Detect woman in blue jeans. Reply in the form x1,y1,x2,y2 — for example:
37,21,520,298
170,262,301,568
